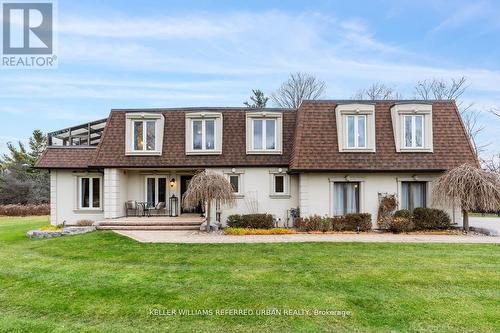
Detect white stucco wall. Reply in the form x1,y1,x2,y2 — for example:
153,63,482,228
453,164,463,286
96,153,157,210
104,168,128,218
208,167,299,227
50,169,104,225
298,172,462,228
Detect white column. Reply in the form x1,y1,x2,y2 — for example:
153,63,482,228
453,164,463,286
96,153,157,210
104,168,122,219
50,170,57,225
299,173,309,217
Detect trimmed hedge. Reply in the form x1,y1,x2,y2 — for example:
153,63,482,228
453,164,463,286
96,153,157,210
226,214,274,229
0,204,50,216
413,207,452,230
387,217,414,233
390,208,452,232
394,209,412,219
295,213,372,232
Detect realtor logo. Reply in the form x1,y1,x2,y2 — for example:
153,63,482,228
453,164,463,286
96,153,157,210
1,1,57,68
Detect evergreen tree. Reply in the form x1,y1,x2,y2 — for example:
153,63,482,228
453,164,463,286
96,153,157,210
244,89,269,108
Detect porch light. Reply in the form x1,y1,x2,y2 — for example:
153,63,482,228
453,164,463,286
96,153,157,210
169,178,176,188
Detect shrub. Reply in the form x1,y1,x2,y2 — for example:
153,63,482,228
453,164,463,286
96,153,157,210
413,208,452,230
224,227,296,235
387,217,414,233
330,213,372,231
226,214,274,229
435,209,452,229
76,219,94,226
39,224,62,231
0,204,50,216
394,209,412,219
294,215,332,231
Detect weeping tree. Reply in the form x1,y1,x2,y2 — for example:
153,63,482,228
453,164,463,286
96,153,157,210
433,164,500,232
182,170,236,232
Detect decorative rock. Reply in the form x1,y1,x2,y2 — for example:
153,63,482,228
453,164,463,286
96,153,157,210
27,226,96,239
27,230,62,239
61,226,96,235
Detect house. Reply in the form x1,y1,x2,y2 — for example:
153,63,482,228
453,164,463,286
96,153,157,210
35,100,477,228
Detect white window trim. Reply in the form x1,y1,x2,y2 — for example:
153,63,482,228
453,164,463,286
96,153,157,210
246,112,283,155
185,112,223,155
251,118,277,151
335,104,376,152
345,114,367,149
125,113,164,156
328,176,365,217
223,169,244,198
396,176,434,210
269,169,290,198
391,104,433,153
191,118,217,152
403,115,424,149
77,175,103,211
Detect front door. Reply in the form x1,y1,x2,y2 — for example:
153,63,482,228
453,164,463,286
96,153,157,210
180,175,203,214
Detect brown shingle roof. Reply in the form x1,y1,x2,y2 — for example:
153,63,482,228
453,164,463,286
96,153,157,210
36,101,477,171
289,100,478,171
35,147,97,169
91,108,296,168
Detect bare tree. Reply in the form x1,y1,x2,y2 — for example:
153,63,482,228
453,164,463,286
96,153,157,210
271,72,326,108
353,82,402,100
483,154,500,172
433,163,500,232
414,77,487,157
490,107,500,118
182,170,235,232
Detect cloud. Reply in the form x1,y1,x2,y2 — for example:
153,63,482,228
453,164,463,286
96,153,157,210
431,1,498,33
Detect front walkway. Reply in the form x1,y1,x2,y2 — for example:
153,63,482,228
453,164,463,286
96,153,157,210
114,230,500,244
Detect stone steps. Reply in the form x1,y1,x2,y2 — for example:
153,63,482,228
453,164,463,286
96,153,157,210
97,225,201,231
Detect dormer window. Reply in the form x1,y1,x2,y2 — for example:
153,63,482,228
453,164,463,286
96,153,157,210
133,120,156,151
192,119,216,151
125,113,164,155
335,104,375,152
252,118,276,150
391,104,433,152
246,112,282,154
403,115,423,149
346,115,366,148
185,112,222,155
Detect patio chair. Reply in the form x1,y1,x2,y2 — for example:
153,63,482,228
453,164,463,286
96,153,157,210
125,200,139,217
150,202,167,216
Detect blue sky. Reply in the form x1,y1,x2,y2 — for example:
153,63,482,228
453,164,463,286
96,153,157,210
1,0,499,158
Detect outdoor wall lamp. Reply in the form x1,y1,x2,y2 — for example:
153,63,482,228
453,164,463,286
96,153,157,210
169,178,176,188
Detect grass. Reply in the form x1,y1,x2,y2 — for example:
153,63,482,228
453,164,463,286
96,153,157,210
0,216,499,333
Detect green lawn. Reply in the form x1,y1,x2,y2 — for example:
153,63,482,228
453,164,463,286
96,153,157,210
0,216,499,333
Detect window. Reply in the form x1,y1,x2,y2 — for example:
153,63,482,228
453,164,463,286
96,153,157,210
185,112,223,155
346,115,366,148
333,182,359,215
246,112,283,154
403,115,423,148
252,118,276,150
145,177,167,207
270,172,289,197
192,119,216,151
401,182,426,211
390,104,432,152
79,177,101,209
229,175,240,194
133,120,156,151
125,113,164,155
274,175,284,193
335,104,375,152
